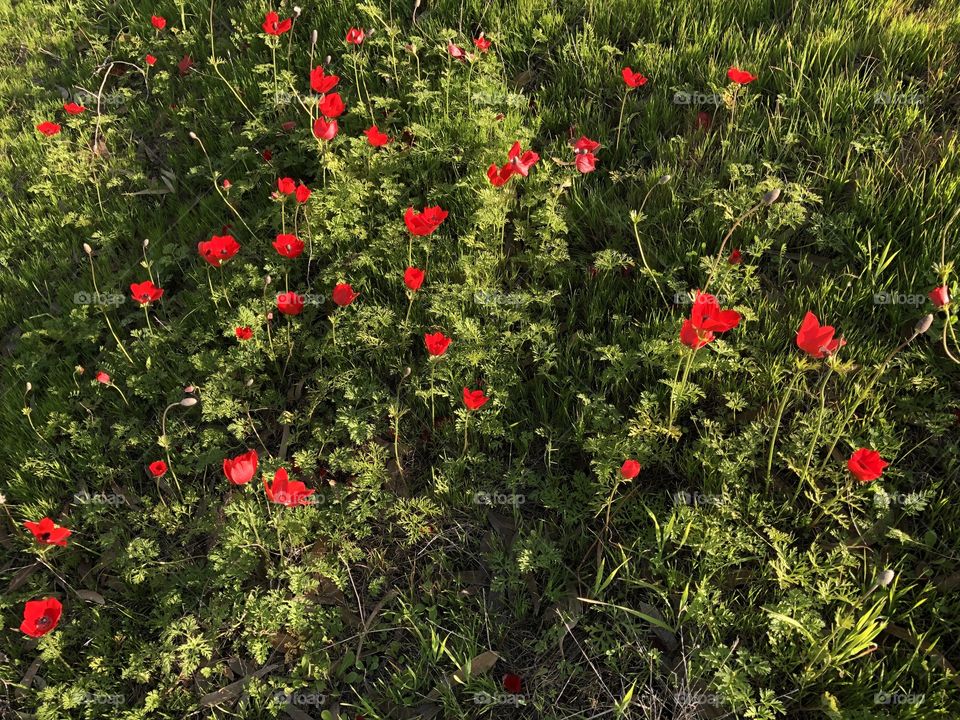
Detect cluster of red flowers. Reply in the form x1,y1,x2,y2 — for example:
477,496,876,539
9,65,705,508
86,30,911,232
487,142,540,186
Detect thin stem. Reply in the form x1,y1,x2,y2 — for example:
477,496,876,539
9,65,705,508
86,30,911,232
463,413,469,453
208,0,257,121
615,89,629,150
632,217,668,307
766,373,799,487
702,200,764,293
86,252,133,364
800,365,834,485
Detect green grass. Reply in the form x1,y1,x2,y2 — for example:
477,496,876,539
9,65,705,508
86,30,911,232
1,0,959,717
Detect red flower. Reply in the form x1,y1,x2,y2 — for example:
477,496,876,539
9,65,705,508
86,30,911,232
235,326,253,340
262,11,292,36
145,54,157,66
130,280,164,304
473,35,491,52
20,598,62,638
696,111,712,130
313,116,338,140
310,66,340,94
63,102,86,115
796,311,845,358
295,183,311,203
36,121,61,136
448,41,467,61
24,518,72,547
690,292,740,332
620,459,641,479
151,15,166,30
680,319,712,349
463,388,489,410
487,163,513,187
262,149,273,162
346,27,365,45
276,291,305,315
929,285,950,308
264,467,315,506
365,125,390,147
621,67,648,88
404,266,425,291
198,235,240,267
848,448,889,483
574,136,600,153
507,141,539,177
424,332,451,357
728,249,742,265
277,177,296,194
222,179,232,189
149,460,168,478
404,206,448,236
319,92,346,118
332,283,358,307
95,371,111,384
727,66,757,85
223,449,258,485
178,54,194,76
502,674,522,694
572,137,599,174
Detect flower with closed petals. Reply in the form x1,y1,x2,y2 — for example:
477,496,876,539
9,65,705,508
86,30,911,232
295,183,311,203
223,449,259,485
620,459,641,479
848,448,889,483
404,267,425,291
365,125,390,147
319,92,345,118
276,291,305,315
332,283,358,307
313,116,338,140
463,388,488,410
727,66,757,85
424,332,451,356
929,285,950,308
151,15,166,30
796,312,845,358
277,177,296,194
404,206,448,236
346,27,365,45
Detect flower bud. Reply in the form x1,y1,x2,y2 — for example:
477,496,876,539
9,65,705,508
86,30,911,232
188,131,198,140
143,238,150,248
83,243,93,255
180,397,198,407
311,30,318,46
25,381,32,392
914,314,934,336
184,385,195,393
658,173,672,184
877,569,895,587
246,378,254,387
762,188,782,205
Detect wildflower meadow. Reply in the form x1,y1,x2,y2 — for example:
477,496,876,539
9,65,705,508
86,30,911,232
2,0,960,717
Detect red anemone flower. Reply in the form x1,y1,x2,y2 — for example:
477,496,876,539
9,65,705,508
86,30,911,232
64,102,86,114
796,312,845,358
404,267,425,291
319,92,345,118
690,292,740,332
473,35,491,52
149,460,168,478
130,280,164,304
223,449,259,485
848,448,889,483
276,291,305,315
573,136,600,153
222,179,232,189
404,206,448,236
507,141,539,177
24,518,72,547
313,116,338,141
365,125,390,147
463,388,489,410
424,331,451,357
929,285,950,308
727,66,757,85
620,459,641,479
262,149,273,162
487,163,513,187
728,248,742,265
95,371,111,384
151,15,166,30
264,467,315,506
20,598,62,638
177,54,194,76
332,283,358,307
37,121,61,136
295,183,311,203
621,67,648,88
235,326,253,340
448,41,467,61
277,177,296,194
145,54,157,66
310,66,340,94
576,153,597,173
502,674,522,694
346,27,365,45
198,235,240,267
262,11,292,36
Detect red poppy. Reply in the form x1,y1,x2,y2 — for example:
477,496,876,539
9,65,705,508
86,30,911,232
63,102,86,115
313,116,338,140
149,460,168,478
424,332,451,356
235,326,253,340
728,248,742,265
276,291,305,315
796,312,845,358
620,459,641,479
198,235,240,267
448,41,466,61
848,448,889,483
487,163,512,187
463,388,488,410
310,66,340,94
222,179,232,189
507,141,539,177
145,54,157,66
929,285,950,308
20,598,62,638
727,66,757,85
36,121,61,136
621,67,648,88
319,92,346,118
24,518,72,547
264,467,315,506
404,266,425,291
502,674,522,694
680,319,712,349
404,206,448,236
178,54,194,76
295,183,311,203
130,280,164,304
223,449,258,485
332,283,358,306
346,27,365,45
365,125,390,147
262,11,292,36
473,35,491,52
573,137,599,174
277,177,296,194
690,292,740,332
151,15,166,30
574,136,600,153
95,371,111,384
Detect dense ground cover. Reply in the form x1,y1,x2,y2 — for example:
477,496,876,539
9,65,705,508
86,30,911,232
2,0,960,717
